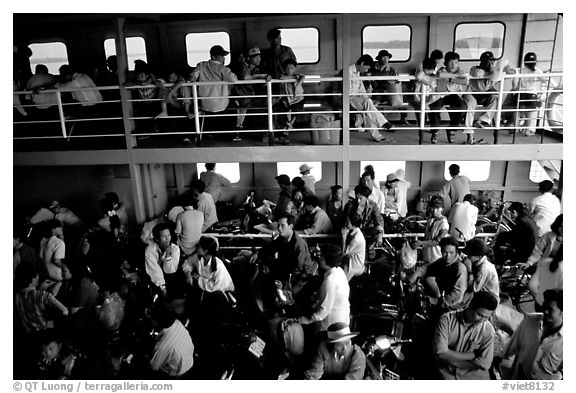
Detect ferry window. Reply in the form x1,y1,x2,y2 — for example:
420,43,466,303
277,162,322,182
454,22,505,60
186,32,231,67
362,25,411,62
360,161,406,184
444,161,491,181
104,37,147,71
196,163,240,184
279,28,319,63
29,42,69,75
529,161,554,183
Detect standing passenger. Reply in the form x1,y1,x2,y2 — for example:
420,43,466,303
299,163,316,193
190,179,218,232
261,28,297,80
200,163,232,203
443,164,471,212
529,180,561,237
412,197,449,264
276,59,305,141
448,194,478,242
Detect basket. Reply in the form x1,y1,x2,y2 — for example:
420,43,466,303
310,113,341,145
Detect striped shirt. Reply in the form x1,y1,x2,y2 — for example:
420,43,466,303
15,288,61,333
150,319,195,377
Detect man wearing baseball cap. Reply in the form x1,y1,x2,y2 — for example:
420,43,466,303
372,49,411,125
191,45,238,113
464,51,510,144
304,322,366,379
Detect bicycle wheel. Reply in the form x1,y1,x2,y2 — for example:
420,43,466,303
514,287,537,315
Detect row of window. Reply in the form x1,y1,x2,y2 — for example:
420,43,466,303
195,161,554,185
28,22,506,74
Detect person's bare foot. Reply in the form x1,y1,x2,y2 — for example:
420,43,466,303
154,111,168,119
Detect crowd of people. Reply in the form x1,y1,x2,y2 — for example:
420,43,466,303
14,30,557,145
13,157,563,380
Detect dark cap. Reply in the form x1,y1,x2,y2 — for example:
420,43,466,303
267,28,282,41
275,174,291,186
210,45,229,57
376,50,393,60
524,52,537,64
480,51,495,63
463,238,488,257
429,196,444,208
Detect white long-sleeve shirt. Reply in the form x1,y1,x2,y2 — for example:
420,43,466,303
448,201,478,242
183,255,234,293
530,192,561,237
144,243,180,287
150,319,195,377
311,267,350,332
343,227,366,281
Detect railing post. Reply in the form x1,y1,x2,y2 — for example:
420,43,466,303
55,91,67,139
266,81,274,146
494,76,506,145
192,84,201,146
419,86,426,145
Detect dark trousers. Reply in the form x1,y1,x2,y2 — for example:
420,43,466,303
429,94,466,137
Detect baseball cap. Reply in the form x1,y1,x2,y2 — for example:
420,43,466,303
210,45,229,57
247,47,261,57
480,51,495,63
524,52,537,64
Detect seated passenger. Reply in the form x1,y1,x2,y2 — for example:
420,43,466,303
494,202,539,265
342,213,366,281
344,184,384,256
149,305,195,378
144,223,180,297
14,263,68,334
463,51,510,144
503,52,556,136
25,64,59,119
298,245,350,332
57,64,103,117
346,54,394,142
414,57,441,110
38,219,67,296
349,166,384,214
409,236,468,310
128,60,164,119
295,194,333,235
190,179,218,232
518,214,562,270
371,49,410,125
326,185,345,231
97,192,129,233
182,236,234,293
155,69,193,119
429,51,469,144
433,291,498,379
448,193,479,242
192,45,238,114
460,238,499,307
412,197,449,264
273,174,293,221
304,322,366,380
502,288,563,379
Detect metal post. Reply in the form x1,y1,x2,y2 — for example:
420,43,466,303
341,14,351,202
192,84,201,146
419,86,426,145
266,81,274,146
55,91,67,139
494,76,505,145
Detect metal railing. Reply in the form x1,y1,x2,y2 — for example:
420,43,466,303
13,72,563,145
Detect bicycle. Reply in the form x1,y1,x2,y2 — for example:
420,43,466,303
498,264,536,315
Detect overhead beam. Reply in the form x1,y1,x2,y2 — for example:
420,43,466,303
13,150,129,166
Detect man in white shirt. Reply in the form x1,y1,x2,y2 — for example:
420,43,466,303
199,163,231,203
299,163,316,194
175,197,204,257
530,180,561,237
361,170,385,214
443,164,471,213
192,45,238,113
347,54,394,142
145,223,180,296
190,179,218,232
295,194,333,235
449,194,479,242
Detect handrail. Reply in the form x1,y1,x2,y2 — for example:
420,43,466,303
13,72,563,144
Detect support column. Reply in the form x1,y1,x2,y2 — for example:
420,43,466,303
114,17,146,223
341,14,351,203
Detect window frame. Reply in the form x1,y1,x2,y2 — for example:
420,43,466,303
278,26,321,65
360,24,413,63
103,36,148,71
443,161,491,182
196,162,241,184
453,21,506,61
276,162,323,182
184,31,232,67
528,161,553,184
28,41,69,75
